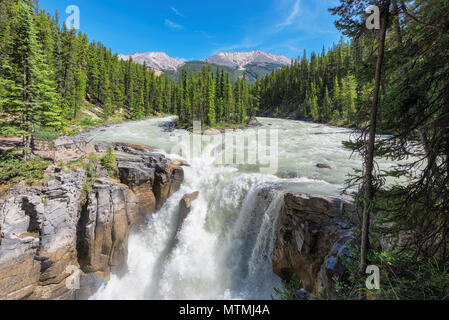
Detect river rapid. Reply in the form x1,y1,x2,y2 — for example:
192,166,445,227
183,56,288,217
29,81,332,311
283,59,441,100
82,117,396,300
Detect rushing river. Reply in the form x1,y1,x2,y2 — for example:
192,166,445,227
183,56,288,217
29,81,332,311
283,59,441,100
82,117,395,300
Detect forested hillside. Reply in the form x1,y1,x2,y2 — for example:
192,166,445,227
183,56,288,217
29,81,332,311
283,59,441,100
255,39,359,126
0,0,255,142
164,61,286,85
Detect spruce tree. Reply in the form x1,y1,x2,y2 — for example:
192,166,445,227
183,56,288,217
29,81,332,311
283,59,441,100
6,2,62,158
206,72,216,125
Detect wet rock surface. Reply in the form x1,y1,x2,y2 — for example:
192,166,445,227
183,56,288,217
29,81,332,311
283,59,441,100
177,191,199,232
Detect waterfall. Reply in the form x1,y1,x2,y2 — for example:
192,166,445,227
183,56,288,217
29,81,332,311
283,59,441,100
85,117,397,300
92,164,285,299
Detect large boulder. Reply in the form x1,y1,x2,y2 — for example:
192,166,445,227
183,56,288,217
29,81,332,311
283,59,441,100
272,193,356,299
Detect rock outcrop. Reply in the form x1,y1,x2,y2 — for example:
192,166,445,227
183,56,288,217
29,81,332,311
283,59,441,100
0,141,184,300
0,166,86,300
33,138,96,162
272,193,357,300
177,192,199,232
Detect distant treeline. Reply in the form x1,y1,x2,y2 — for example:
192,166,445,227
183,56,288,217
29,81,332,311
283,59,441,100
0,0,256,143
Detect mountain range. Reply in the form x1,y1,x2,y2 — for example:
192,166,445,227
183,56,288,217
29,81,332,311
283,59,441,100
118,50,292,83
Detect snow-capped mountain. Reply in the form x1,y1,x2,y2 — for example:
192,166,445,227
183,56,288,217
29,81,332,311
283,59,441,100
118,52,186,72
118,50,293,83
202,50,292,68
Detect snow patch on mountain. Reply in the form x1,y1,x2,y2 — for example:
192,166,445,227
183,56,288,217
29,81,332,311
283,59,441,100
118,52,185,72
202,50,292,68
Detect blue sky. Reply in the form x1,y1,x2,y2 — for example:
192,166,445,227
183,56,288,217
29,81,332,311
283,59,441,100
39,0,342,61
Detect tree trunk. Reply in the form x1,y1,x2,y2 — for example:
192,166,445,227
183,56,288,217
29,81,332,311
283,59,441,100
23,64,31,161
359,0,391,274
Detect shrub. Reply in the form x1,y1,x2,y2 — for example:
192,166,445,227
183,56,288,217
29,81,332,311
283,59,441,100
101,146,118,178
374,251,449,300
271,275,304,300
0,150,50,185
84,153,99,181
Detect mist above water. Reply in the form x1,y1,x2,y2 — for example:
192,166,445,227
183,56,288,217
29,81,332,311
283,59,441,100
85,117,395,299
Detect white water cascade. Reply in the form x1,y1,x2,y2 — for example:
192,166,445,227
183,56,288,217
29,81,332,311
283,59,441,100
83,117,396,300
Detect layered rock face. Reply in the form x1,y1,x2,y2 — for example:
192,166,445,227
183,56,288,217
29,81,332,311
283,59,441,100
0,142,184,300
0,167,86,300
272,193,357,299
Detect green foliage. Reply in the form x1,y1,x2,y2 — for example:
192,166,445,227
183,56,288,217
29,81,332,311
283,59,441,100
271,275,304,300
1,1,257,137
376,252,449,300
34,127,59,141
338,247,449,300
81,153,99,196
101,146,118,178
164,61,281,85
175,66,252,128
0,149,49,185
5,2,63,134
0,121,27,137
255,38,365,128
84,152,98,179
78,115,104,128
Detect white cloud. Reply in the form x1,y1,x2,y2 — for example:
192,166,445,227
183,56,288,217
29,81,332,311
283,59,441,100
165,19,184,30
276,0,301,29
170,6,184,18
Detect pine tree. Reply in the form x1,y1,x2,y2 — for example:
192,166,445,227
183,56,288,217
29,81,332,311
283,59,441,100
206,72,216,125
234,78,241,122
0,0,16,113
341,74,357,123
332,77,341,111
330,0,392,275
224,73,233,122
240,74,249,124
322,86,331,121
73,70,86,119
310,94,320,121
6,2,62,158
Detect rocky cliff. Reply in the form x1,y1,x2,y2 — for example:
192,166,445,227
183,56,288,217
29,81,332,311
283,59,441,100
272,192,358,300
0,142,184,300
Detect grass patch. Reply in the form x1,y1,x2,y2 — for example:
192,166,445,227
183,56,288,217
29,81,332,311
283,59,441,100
19,232,40,239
